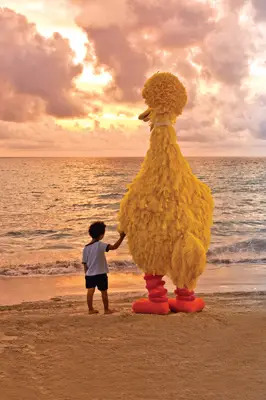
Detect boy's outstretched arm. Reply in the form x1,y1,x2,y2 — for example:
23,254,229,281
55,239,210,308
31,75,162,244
107,232,126,251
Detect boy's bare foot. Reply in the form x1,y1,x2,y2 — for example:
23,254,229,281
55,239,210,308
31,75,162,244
88,309,99,315
104,309,117,315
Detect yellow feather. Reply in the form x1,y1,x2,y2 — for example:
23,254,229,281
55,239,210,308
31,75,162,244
118,72,214,288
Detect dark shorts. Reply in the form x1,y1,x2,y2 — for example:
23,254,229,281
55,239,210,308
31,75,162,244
85,273,108,291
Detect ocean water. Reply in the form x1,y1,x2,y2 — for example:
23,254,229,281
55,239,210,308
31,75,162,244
0,157,266,277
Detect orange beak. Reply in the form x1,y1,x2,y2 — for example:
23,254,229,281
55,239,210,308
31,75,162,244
138,108,152,122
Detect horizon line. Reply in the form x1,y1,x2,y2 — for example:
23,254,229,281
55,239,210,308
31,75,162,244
0,156,266,159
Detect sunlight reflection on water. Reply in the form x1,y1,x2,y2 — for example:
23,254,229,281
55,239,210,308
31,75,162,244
0,157,266,275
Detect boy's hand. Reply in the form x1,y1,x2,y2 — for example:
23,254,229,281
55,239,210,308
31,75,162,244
108,232,126,251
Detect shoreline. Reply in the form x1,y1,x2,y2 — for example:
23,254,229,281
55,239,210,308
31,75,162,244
1,289,266,312
1,262,266,306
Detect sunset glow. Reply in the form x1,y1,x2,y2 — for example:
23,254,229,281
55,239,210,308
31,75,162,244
0,0,266,156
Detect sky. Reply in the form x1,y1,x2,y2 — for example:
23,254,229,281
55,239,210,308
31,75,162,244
0,0,266,157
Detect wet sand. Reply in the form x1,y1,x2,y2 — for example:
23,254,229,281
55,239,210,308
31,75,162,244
1,291,266,400
1,262,266,306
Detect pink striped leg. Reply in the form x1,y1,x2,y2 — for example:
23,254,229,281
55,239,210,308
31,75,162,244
168,288,205,313
132,274,170,315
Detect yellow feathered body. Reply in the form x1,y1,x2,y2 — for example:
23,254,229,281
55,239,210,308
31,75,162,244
118,73,214,290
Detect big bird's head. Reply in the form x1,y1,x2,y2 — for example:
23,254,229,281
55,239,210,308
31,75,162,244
138,72,187,129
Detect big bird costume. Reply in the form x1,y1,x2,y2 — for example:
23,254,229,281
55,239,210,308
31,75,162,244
118,72,214,314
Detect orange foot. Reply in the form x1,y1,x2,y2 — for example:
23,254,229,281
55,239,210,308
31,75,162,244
168,297,205,313
132,298,170,315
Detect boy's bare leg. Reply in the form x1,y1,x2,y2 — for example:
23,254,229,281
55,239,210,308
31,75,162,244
87,288,99,314
101,290,115,314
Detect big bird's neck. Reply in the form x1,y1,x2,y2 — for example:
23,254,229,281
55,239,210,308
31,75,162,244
145,124,188,172
150,125,177,152
148,112,178,156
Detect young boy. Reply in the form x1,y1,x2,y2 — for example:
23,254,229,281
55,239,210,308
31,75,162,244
82,221,126,314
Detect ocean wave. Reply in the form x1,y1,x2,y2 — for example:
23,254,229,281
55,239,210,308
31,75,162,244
0,259,138,277
72,203,91,208
3,228,72,238
1,254,265,277
208,257,266,265
39,244,74,250
49,233,73,239
209,238,266,255
65,217,89,222
98,193,122,199
4,229,57,237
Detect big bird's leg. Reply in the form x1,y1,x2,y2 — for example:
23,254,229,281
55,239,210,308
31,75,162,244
132,274,170,315
168,232,206,313
168,287,205,313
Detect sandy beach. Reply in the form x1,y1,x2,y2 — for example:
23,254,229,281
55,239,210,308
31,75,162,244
1,291,265,400
1,157,266,398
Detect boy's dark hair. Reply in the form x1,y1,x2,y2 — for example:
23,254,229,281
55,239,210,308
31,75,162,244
89,221,106,239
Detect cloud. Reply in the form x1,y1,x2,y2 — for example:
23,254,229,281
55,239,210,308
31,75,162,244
0,8,85,122
132,0,214,48
252,0,266,20
1,0,266,156
74,0,135,29
74,0,214,101
0,118,150,156
227,0,248,12
0,79,45,122
85,25,149,101
196,14,251,85
243,98,266,139
1,114,265,158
